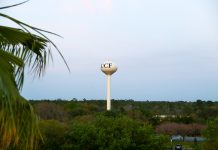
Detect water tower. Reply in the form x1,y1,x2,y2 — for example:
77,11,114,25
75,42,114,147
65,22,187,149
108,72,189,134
101,61,118,111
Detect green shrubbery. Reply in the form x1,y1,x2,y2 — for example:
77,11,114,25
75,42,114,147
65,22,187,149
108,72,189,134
31,100,218,150
203,117,218,150
39,112,169,150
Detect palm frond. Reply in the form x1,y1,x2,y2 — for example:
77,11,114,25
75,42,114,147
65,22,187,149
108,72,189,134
0,54,19,97
0,95,41,150
0,0,29,10
0,13,70,72
0,53,40,149
0,49,23,66
0,25,52,89
0,2,70,149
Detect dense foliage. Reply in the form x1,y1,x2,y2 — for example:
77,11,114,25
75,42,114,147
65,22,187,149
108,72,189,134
203,117,218,150
29,99,218,149
38,113,169,150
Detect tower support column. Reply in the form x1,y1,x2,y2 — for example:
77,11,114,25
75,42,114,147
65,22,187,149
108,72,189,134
106,75,111,111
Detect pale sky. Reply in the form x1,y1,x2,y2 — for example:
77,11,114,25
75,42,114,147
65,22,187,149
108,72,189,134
1,0,218,101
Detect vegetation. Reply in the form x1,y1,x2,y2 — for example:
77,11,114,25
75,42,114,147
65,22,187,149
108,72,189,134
0,1,68,149
203,117,218,150
29,99,218,149
1,1,217,150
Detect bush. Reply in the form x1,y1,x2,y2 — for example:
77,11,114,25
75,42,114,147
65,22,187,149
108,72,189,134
63,114,169,150
203,117,218,150
39,120,67,150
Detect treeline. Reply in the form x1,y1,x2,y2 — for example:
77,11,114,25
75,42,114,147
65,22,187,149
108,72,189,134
29,99,218,150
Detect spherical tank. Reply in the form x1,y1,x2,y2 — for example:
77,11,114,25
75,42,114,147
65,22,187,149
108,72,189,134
101,61,118,75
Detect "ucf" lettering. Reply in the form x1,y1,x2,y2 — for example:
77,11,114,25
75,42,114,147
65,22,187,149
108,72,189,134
101,63,112,68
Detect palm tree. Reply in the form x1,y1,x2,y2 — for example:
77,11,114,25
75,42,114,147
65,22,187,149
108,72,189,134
0,1,69,149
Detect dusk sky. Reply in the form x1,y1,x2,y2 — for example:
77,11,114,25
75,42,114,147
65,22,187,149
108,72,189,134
1,0,218,101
